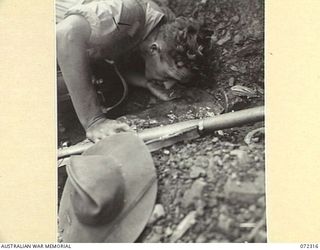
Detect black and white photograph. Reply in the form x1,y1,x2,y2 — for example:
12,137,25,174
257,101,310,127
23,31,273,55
56,0,265,243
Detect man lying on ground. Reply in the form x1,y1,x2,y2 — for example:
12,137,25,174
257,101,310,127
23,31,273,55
56,0,207,142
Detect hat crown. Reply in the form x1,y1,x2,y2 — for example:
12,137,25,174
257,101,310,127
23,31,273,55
68,155,125,226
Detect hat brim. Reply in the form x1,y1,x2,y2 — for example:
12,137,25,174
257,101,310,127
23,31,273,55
59,132,157,243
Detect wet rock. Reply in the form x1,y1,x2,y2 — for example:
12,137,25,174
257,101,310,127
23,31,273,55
190,166,206,179
182,179,207,207
224,172,265,203
148,204,166,225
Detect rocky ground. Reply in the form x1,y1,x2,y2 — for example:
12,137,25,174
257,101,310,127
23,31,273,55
58,0,265,243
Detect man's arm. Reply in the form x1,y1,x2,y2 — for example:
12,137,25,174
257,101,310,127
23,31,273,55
57,15,99,129
57,15,130,142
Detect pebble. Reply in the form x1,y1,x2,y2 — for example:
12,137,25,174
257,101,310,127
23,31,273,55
228,77,235,86
144,232,163,243
182,179,207,208
148,204,166,225
230,65,238,72
170,211,197,242
249,204,257,212
217,213,234,232
257,196,266,208
208,196,218,207
224,172,265,203
254,230,267,243
231,15,240,23
210,34,218,44
212,137,219,143
233,34,244,45
196,199,206,216
165,227,173,237
163,149,170,155
190,166,206,179
243,209,252,220
196,234,207,243
195,156,209,168
154,225,164,234
230,149,249,167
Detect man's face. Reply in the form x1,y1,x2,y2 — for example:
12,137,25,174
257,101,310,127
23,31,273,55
144,40,193,86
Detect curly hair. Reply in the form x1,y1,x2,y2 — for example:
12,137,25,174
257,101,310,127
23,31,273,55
157,16,210,74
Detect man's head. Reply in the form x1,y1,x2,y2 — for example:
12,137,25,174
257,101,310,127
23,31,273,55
141,17,207,85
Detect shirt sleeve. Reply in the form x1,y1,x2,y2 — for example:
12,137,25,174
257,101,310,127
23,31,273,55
65,0,123,45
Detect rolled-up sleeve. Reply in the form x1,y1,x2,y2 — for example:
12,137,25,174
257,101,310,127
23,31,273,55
65,0,123,45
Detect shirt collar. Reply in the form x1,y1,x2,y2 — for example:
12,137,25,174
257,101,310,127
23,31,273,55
141,2,165,40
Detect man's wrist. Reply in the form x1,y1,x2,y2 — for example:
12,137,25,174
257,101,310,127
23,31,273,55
86,113,107,130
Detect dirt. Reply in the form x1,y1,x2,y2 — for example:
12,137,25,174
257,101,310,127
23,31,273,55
58,0,265,243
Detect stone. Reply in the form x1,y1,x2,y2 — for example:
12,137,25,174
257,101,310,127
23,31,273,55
254,230,267,243
233,34,244,45
212,137,219,143
230,149,250,167
208,196,218,207
182,179,207,207
217,213,234,233
170,211,197,242
165,227,173,237
224,172,265,203
257,196,266,208
154,225,164,235
144,232,163,243
163,149,170,155
190,166,206,179
230,65,238,72
195,156,209,168
228,77,235,86
148,204,166,225
195,199,206,216
196,234,207,243
231,15,240,23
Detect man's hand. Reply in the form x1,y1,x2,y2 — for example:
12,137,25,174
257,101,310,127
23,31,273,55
86,118,132,143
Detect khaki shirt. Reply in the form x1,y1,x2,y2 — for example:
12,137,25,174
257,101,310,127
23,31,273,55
56,0,164,61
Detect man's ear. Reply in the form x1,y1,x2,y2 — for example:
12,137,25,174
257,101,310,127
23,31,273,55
149,43,160,55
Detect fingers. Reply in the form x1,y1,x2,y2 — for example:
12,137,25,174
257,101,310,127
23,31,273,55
114,123,131,132
87,121,132,143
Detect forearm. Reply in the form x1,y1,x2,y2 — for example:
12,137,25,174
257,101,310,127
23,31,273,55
57,15,104,130
122,70,148,88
